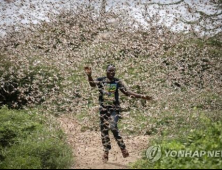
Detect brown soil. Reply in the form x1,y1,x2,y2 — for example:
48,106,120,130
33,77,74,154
58,115,149,169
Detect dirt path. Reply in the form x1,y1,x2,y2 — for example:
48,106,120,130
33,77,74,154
58,115,149,169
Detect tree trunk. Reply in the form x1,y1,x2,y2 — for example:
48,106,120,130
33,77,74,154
100,0,106,15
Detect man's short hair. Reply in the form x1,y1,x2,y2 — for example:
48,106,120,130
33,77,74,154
107,64,115,70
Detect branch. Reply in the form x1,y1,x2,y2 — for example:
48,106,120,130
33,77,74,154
180,17,201,25
180,16,222,32
199,23,222,31
145,0,184,6
100,0,106,15
197,10,222,18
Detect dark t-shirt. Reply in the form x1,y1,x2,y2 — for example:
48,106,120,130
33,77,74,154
96,77,127,108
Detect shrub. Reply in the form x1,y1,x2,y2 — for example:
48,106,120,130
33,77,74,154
132,119,222,169
0,55,63,109
0,106,73,169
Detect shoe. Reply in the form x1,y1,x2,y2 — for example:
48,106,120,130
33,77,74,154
121,149,129,158
102,151,109,163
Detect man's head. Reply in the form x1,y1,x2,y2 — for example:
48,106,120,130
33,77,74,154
106,64,116,80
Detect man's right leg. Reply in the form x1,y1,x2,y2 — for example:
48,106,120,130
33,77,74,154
100,112,111,162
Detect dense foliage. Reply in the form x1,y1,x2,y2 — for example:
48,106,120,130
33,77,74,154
132,119,222,169
0,107,73,169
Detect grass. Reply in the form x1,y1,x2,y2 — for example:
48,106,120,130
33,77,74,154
0,106,73,169
131,118,222,169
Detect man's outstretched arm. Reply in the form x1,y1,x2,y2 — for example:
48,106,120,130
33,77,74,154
84,67,97,88
119,81,153,100
121,89,153,100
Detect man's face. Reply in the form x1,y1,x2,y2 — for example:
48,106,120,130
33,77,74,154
107,66,116,80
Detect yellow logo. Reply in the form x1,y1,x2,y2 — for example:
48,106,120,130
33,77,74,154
109,84,117,92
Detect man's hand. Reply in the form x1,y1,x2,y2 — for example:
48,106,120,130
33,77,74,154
142,95,153,101
84,67,92,76
85,67,97,87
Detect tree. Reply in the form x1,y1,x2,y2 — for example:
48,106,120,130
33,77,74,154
100,0,106,15
143,0,222,37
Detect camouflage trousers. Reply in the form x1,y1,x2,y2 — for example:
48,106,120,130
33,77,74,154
100,107,126,152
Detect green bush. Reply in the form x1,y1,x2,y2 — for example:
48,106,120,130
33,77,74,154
0,106,73,169
0,55,63,109
132,119,222,169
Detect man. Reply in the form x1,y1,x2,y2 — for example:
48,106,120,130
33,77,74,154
84,65,153,163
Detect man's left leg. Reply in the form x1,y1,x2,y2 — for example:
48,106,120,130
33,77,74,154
109,110,129,158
